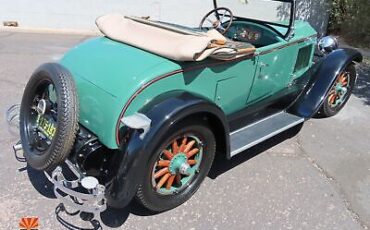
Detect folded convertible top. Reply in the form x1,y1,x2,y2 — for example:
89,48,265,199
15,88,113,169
96,14,255,62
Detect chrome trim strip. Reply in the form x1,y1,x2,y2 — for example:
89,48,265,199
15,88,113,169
230,117,304,157
257,34,317,56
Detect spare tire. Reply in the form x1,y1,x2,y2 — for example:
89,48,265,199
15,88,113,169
20,63,79,171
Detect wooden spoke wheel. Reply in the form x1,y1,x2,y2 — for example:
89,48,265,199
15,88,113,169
318,64,356,118
327,71,350,108
136,122,216,212
151,135,203,195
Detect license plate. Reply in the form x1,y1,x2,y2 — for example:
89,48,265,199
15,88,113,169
36,114,56,140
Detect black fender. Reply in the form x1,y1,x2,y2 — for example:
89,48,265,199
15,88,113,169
105,91,229,208
288,48,362,118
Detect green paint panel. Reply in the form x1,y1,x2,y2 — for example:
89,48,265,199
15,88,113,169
61,37,180,98
248,21,317,103
70,72,119,148
60,37,181,149
248,45,297,102
59,20,317,149
125,56,258,116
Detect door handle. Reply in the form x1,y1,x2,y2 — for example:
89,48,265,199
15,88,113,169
258,62,269,79
259,62,269,68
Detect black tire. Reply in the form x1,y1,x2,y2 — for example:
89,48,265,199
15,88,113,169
317,64,356,118
136,121,216,212
20,63,79,171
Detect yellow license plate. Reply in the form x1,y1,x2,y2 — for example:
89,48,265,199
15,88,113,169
36,114,56,140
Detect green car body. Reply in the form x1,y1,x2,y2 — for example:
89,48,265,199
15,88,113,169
14,0,363,216
61,20,316,149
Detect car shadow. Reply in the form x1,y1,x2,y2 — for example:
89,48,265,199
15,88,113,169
53,200,158,229
26,124,303,229
100,124,303,228
353,61,370,106
26,164,158,229
27,165,56,198
100,200,157,228
209,123,303,179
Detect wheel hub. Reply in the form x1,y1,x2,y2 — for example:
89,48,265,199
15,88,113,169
36,99,47,115
335,83,346,94
169,153,187,175
168,153,191,176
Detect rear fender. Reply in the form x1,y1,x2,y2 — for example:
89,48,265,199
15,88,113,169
105,91,229,208
288,48,363,118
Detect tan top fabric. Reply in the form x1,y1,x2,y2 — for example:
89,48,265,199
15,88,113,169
96,14,255,61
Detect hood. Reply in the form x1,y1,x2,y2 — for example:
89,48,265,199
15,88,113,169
61,37,181,98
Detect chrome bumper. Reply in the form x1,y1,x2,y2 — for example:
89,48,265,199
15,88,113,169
44,160,107,218
8,104,107,221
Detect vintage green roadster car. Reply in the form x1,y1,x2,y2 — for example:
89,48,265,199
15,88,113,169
11,0,362,220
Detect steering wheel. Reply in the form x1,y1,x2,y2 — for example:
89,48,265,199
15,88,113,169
199,7,234,35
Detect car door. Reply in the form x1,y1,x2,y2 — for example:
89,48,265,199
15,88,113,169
246,42,298,104
212,56,259,115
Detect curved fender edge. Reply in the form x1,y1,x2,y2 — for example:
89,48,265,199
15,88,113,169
288,48,363,118
105,91,229,208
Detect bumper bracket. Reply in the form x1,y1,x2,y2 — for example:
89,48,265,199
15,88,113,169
45,160,107,220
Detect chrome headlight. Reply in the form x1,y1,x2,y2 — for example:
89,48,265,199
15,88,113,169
318,36,339,55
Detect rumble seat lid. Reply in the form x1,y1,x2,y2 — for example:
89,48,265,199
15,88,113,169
96,14,255,61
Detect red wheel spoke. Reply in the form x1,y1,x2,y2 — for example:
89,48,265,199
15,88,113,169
166,175,176,190
328,94,333,101
179,137,187,152
154,167,169,179
188,159,197,165
328,94,336,104
339,73,349,86
156,173,171,190
157,160,170,167
339,73,346,81
163,150,173,160
186,148,199,158
184,140,195,153
172,140,179,155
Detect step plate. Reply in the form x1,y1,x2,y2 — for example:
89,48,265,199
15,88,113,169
230,112,304,157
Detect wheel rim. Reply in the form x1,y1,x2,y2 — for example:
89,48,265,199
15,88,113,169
25,80,58,154
327,71,351,108
151,134,203,195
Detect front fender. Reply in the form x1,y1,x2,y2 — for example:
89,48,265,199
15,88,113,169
105,91,229,208
288,48,362,118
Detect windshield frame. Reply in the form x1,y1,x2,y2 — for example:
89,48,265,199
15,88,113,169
213,0,296,40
